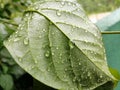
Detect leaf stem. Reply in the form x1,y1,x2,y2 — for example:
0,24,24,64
0,18,18,27
101,31,120,34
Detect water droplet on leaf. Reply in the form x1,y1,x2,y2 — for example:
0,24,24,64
24,38,29,45
52,52,54,56
45,51,50,57
56,47,59,50
61,2,65,6
38,35,42,39
65,68,67,71
68,2,72,6
73,77,76,82
18,58,22,62
79,62,81,65
56,11,61,16
35,60,38,64
69,41,74,49
25,14,29,17
42,28,46,32
35,6,39,10
100,75,103,78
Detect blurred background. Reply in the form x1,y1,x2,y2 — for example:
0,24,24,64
0,0,120,90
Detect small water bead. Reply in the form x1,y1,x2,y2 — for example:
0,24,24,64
72,4,76,7
100,75,103,78
63,75,67,78
56,47,59,50
20,27,23,30
94,34,97,37
56,11,61,16
52,32,55,35
15,31,18,34
69,41,74,49
75,3,79,6
78,62,81,65
42,28,46,32
34,60,38,64
73,77,77,82
52,52,55,55
45,50,50,57
65,68,67,71
8,39,12,42
18,58,22,62
47,68,51,72
35,6,39,10
87,72,91,77
25,13,29,17
38,35,42,39
61,2,65,6
24,38,29,45
68,2,72,6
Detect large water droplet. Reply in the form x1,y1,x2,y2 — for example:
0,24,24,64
56,11,61,16
45,50,50,57
24,38,29,45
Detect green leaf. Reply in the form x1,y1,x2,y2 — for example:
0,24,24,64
1,63,8,74
109,67,120,87
109,68,120,81
4,1,118,90
0,74,14,90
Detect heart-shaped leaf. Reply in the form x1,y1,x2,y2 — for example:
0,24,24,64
4,0,117,90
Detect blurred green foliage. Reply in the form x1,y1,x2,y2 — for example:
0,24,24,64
78,0,120,14
0,0,120,90
0,0,34,89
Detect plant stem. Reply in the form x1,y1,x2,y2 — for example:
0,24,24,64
0,18,18,26
101,31,120,34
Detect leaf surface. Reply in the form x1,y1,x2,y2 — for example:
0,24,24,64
4,1,117,90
